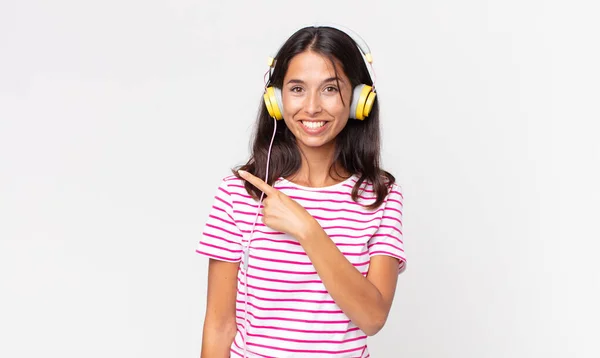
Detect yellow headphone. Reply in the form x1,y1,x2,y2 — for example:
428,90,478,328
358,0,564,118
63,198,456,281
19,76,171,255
263,24,377,121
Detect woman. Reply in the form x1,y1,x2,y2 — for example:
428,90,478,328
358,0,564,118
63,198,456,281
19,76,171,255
197,25,406,357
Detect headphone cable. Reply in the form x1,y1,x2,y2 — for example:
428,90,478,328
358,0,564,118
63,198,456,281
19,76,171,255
242,115,278,357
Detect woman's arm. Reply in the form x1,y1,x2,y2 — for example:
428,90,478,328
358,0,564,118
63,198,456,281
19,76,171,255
200,258,239,357
298,225,399,336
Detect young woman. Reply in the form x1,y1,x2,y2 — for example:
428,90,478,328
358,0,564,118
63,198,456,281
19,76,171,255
197,25,406,357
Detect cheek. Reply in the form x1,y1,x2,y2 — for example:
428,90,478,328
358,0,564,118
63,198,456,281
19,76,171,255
335,118,349,131
326,96,351,118
282,101,301,125
336,90,353,111
282,93,302,113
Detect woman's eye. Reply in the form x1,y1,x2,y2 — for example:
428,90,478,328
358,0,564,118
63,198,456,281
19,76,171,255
324,86,339,92
290,86,303,93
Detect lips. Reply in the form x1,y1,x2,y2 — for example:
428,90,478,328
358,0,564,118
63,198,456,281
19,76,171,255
299,120,329,134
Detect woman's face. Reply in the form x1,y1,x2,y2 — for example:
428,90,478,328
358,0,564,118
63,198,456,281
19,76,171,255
281,51,352,151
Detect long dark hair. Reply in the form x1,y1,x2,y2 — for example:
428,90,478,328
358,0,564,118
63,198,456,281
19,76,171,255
233,26,395,210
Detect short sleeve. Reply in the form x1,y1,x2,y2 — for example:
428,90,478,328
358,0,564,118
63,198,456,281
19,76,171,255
368,184,406,274
196,178,243,262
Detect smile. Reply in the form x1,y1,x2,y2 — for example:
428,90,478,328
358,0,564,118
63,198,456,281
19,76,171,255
302,121,326,128
300,121,329,134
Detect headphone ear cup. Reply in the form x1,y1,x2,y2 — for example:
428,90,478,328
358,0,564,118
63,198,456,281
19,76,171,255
274,87,283,119
363,90,376,118
263,87,284,120
349,85,362,120
350,84,374,120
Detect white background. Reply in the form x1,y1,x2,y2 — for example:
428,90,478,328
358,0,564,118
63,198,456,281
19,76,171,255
1,0,599,357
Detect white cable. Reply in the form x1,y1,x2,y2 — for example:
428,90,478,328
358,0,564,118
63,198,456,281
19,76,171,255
242,116,278,357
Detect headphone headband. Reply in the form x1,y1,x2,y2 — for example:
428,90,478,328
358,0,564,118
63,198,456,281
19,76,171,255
268,23,374,69
315,23,373,64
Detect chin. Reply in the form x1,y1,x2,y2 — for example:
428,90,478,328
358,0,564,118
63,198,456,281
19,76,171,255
297,137,335,149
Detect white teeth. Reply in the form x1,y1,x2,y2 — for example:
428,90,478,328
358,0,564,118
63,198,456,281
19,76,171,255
302,121,325,129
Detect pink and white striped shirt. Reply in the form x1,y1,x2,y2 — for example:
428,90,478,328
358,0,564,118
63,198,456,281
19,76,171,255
196,174,406,357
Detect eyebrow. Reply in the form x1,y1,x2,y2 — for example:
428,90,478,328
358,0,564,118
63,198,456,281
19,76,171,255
285,77,345,86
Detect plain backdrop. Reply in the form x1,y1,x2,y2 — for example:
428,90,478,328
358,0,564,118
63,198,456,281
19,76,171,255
1,0,599,357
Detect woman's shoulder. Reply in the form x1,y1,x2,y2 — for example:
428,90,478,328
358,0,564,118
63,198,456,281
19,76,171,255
207,174,246,198
222,174,243,184
217,174,246,191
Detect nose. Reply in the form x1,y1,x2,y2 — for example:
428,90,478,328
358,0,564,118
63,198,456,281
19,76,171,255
303,90,322,116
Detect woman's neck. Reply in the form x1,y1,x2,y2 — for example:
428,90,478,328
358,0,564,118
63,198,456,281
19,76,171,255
286,143,351,188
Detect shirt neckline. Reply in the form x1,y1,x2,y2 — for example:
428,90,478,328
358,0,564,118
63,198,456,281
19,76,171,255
276,174,358,191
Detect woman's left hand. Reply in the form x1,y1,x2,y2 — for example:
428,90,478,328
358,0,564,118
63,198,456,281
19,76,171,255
238,170,318,240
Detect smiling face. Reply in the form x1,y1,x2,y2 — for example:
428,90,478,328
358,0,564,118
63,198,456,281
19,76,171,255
281,51,353,152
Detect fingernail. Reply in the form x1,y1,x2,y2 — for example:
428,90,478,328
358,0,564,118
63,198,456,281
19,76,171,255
238,170,247,177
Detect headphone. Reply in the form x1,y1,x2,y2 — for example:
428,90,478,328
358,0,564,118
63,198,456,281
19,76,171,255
263,24,377,121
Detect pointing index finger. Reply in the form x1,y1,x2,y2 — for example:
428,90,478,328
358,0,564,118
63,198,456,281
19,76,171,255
238,170,277,196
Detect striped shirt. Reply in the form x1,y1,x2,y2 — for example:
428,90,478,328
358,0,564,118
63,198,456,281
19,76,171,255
196,174,406,357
